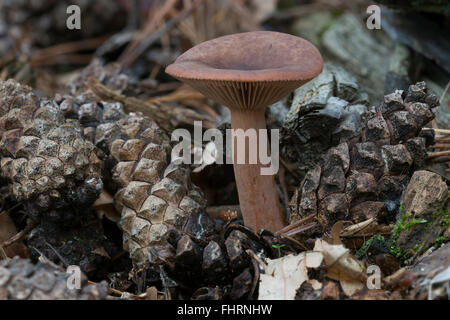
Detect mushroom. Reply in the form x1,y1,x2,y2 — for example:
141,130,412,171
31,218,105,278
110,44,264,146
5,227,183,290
166,31,323,232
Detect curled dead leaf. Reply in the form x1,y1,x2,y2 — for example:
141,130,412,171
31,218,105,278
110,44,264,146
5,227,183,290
314,239,366,297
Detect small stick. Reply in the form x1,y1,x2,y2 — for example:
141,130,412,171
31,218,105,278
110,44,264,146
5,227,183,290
278,233,309,251
428,155,450,164
245,249,267,269
427,150,450,159
87,77,171,130
0,222,37,248
31,36,107,59
423,128,450,135
428,144,450,149
120,0,204,68
247,250,260,300
439,80,450,105
275,213,316,235
283,222,317,237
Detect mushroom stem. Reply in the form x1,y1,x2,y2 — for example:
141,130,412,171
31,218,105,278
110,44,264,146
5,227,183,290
230,108,285,232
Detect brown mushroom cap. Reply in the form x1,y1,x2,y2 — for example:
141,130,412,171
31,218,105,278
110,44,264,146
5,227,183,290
166,31,323,110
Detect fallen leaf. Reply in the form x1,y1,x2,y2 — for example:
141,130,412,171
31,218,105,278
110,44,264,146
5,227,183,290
314,239,366,297
340,218,377,237
329,220,345,245
258,252,323,300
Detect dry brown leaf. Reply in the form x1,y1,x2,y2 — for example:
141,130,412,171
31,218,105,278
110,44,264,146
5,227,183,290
329,220,345,245
340,218,377,237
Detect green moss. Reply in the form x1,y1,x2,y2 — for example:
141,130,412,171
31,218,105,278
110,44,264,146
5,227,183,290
433,236,449,248
356,205,448,265
432,208,450,229
391,204,428,241
356,236,376,259
412,242,424,253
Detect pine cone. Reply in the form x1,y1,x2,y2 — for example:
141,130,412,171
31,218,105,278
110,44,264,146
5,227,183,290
291,82,440,230
0,257,110,300
57,81,214,265
0,79,102,223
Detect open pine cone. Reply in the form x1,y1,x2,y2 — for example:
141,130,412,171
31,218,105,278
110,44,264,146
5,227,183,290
56,69,214,265
290,82,440,231
0,79,103,224
0,257,110,300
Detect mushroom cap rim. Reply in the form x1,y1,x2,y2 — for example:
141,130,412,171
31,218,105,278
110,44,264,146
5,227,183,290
166,60,323,83
165,31,323,83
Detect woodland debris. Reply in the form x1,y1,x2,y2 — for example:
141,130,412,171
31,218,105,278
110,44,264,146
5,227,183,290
0,257,110,300
282,63,368,170
401,170,448,217
290,82,440,238
408,242,450,299
0,79,102,223
395,171,449,257
313,239,366,297
258,251,323,300
0,212,29,258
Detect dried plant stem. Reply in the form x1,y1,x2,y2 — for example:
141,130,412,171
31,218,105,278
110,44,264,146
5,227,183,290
428,144,450,149
427,150,450,159
119,0,204,68
87,77,172,130
0,223,37,248
423,128,450,135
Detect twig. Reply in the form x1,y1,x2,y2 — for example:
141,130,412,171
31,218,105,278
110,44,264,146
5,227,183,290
428,155,450,164
119,0,178,64
119,0,204,68
428,143,450,149
423,128,450,135
87,77,172,130
0,222,37,248
32,54,93,67
439,81,450,105
275,213,316,235
283,223,317,237
427,150,450,159
88,77,215,131
31,36,107,66
45,242,69,267
278,233,309,251
87,280,146,299
246,249,261,300
245,249,267,270
31,36,107,59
